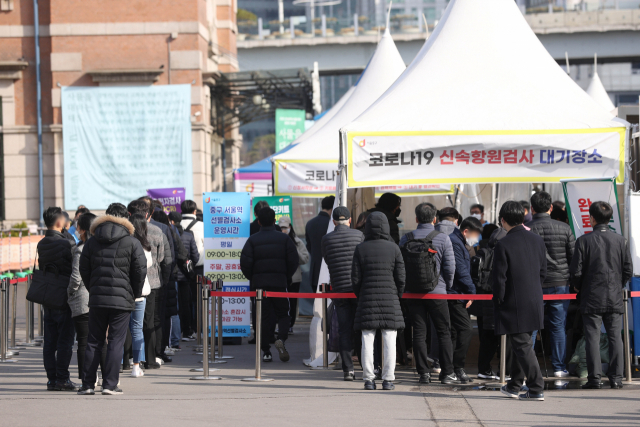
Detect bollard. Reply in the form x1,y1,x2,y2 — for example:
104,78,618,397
9,279,24,351
623,289,632,383
1,279,16,363
190,281,221,380
499,335,507,384
242,289,273,382
215,279,233,360
311,283,330,370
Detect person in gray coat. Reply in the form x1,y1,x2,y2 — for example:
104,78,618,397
352,212,405,391
435,207,460,236
321,206,364,380
277,215,309,332
68,213,98,382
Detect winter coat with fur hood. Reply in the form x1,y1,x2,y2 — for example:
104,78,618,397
79,215,148,312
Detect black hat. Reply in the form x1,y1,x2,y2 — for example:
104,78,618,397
332,206,351,221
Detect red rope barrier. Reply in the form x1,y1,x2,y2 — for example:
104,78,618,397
229,291,582,301
209,291,256,297
7,277,28,285
631,291,640,298
263,291,356,299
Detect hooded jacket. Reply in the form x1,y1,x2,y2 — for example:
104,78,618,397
449,227,477,295
435,220,457,237
526,212,575,286
79,215,147,312
321,224,365,293
240,225,299,290
366,207,400,244
351,212,405,330
570,223,632,314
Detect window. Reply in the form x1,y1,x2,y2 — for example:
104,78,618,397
632,63,640,76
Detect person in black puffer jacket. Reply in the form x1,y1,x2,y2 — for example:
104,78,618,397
352,212,405,391
366,192,402,245
38,207,77,392
78,203,147,395
241,207,299,362
321,206,364,380
526,191,575,377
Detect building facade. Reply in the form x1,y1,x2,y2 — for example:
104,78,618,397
0,0,239,225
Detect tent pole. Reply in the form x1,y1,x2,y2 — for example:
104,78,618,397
491,183,497,224
339,130,348,206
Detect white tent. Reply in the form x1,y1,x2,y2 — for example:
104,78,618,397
342,0,627,192
586,61,616,112
294,85,355,145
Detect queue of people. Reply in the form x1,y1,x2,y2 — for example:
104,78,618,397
37,198,202,395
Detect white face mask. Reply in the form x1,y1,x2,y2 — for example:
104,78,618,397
465,235,480,247
471,213,482,221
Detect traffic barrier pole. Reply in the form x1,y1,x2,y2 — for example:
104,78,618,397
242,289,273,382
215,279,233,360
3,279,18,357
208,279,226,365
623,289,632,383
311,283,330,370
194,276,203,353
20,275,38,347
36,303,43,343
9,279,25,351
499,335,506,384
190,281,221,381
1,279,16,363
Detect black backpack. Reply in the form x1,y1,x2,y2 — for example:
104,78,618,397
470,246,495,294
400,230,441,293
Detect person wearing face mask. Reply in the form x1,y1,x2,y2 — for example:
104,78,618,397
447,216,483,383
367,193,402,245
470,204,488,226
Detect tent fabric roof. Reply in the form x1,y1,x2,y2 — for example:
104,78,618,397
236,143,295,174
273,29,406,162
344,0,621,133
586,72,616,112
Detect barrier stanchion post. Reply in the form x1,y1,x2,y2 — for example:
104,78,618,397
623,289,633,383
3,278,18,357
9,280,24,351
311,283,330,370
499,335,507,384
208,279,226,365
36,303,43,342
1,279,16,363
19,275,37,347
242,289,273,382
190,281,221,381
194,276,203,354
215,279,233,360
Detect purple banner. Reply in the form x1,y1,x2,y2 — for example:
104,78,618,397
147,187,186,214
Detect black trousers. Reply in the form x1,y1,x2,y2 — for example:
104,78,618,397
407,299,454,377
288,282,301,328
43,307,75,384
178,280,193,336
144,289,158,365
261,294,290,353
73,313,106,381
448,300,473,370
583,312,623,383
82,307,130,391
476,316,511,375
508,331,544,394
155,285,167,357
335,298,358,372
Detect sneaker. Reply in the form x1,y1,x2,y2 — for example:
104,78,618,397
554,369,569,378
497,372,512,381
519,391,544,401
431,360,441,374
374,367,382,381
581,381,603,389
47,381,56,391
164,347,175,356
160,354,172,363
144,362,161,370
102,387,124,395
500,385,519,399
274,339,290,362
364,380,376,390
77,387,95,395
263,352,272,363
288,327,294,335
170,345,182,351
419,373,431,384
382,380,395,390
454,368,473,384
182,335,195,342
122,363,131,371
477,370,499,380
131,365,144,378
610,381,624,389
344,371,355,381
156,357,164,365
441,373,461,385
54,380,79,391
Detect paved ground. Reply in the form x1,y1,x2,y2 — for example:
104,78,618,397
1,283,639,427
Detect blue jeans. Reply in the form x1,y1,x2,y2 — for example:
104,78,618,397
130,299,146,363
532,285,570,372
43,307,75,383
170,282,181,347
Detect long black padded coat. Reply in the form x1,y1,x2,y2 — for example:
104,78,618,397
351,212,405,331
321,224,364,293
79,215,147,312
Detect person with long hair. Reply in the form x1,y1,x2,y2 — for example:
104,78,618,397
277,216,309,333
128,214,153,378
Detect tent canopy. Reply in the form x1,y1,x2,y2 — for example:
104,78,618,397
343,0,627,189
586,71,616,113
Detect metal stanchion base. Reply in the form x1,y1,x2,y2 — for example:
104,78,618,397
18,342,40,347
9,346,26,351
310,366,332,370
6,350,19,356
198,360,227,364
194,352,203,355
242,377,274,382
190,376,222,380
189,368,220,372
214,355,234,359
0,359,17,363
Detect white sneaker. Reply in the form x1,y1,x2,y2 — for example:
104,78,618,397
129,358,134,365
554,370,569,378
131,365,145,378
156,357,164,365
164,347,175,356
